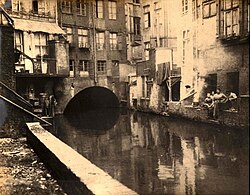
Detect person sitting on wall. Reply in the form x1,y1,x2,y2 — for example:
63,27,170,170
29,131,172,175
210,91,215,101
202,93,214,118
227,91,237,110
213,88,227,119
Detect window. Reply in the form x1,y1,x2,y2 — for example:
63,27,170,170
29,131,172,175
97,61,106,73
225,9,239,37
79,60,89,72
12,1,21,12
182,0,188,13
142,76,145,97
146,79,152,98
205,73,217,94
227,72,239,95
182,30,190,64
69,60,74,71
15,31,23,52
34,33,48,57
203,1,216,18
76,0,87,16
96,0,103,18
192,0,201,20
108,1,117,20
219,0,240,37
32,0,38,13
144,42,150,60
63,27,73,43
62,1,72,13
142,76,151,98
224,0,239,10
109,33,118,50
96,32,105,50
133,0,140,4
143,5,150,28
78,29,88,48
69,59,75,77
192,0,196,20
112,60,119,76
133,17,141,35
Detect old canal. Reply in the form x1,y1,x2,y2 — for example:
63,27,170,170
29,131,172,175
51,109,248,195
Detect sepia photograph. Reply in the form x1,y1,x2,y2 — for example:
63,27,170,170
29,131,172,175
0,0,249,194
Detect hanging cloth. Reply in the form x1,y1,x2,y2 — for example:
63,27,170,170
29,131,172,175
156,62,171,85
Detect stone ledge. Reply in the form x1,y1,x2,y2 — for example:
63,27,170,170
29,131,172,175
26,122,138,195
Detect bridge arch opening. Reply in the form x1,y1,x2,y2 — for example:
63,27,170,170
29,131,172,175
64,86,119,114
63,86,120,130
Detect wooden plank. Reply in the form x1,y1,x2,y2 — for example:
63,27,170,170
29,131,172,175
0,95,52,126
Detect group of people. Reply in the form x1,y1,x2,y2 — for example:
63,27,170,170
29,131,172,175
44,95,57,117
202,88,237,119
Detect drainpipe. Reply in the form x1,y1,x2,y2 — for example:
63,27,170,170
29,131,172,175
92,2,97,85
55,0,58,25
169,48,173,102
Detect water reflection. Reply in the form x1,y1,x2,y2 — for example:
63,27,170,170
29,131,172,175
63,108,120,131
54,110,249,195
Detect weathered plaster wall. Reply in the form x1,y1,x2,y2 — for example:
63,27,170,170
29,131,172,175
0,25,15,89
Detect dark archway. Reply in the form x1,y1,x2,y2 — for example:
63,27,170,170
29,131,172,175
64,86,120,114
63,86,120,130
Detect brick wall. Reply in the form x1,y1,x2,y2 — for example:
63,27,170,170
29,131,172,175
0,25,15,89
0,99,33,138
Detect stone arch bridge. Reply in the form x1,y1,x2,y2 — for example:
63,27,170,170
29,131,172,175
54,77,128,114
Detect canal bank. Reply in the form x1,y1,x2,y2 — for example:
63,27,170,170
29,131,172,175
129,98,249,130
26,122,138,195
167,100,249,130
0,137,65,194
0,97,65,194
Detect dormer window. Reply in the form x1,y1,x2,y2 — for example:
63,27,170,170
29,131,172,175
32,0,38,14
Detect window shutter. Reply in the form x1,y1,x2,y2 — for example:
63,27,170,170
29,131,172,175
118,34,123,50
148,12,151,27
219,0,225,38
150,38,156,48
216,1,220,37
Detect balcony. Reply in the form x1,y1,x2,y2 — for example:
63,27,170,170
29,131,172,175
6,9,56,22
96,43,105,50
15,55,68,77
132,34,142,42
78,42,89,49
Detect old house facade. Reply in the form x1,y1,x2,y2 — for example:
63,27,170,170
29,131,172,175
1,0,249,125
176,0,249,104
127,0,181,113
57,0,128,98
1,0,68,115
127,0,249,126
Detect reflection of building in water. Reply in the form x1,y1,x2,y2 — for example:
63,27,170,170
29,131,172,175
177,139,196,195
150,118,161,146
157,132,175,184
54,111,248,195
130,113,140,147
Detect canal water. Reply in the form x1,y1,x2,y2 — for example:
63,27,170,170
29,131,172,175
52,109,248,195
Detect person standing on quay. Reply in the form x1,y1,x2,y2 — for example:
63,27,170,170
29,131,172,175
70,83,75,97
213,88,227,119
